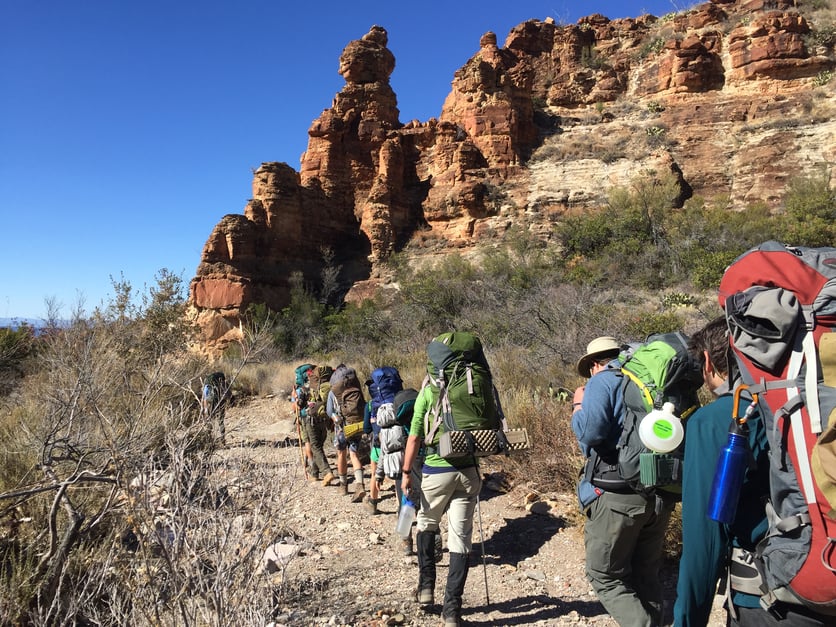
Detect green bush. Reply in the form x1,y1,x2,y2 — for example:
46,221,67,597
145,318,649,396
624,311,685,340
780,169,836,247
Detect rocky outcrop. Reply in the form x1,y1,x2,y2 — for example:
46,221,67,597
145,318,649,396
189,0,836,350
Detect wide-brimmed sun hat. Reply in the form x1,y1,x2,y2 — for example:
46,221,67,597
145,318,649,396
576,336,621,378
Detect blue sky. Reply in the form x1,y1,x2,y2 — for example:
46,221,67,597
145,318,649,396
1,1,686,320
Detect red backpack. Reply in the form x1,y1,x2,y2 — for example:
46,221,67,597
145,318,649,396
719,241,836,616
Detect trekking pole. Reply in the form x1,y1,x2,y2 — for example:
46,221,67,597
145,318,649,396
476,492,490,606
294,399,309,480
473,457,490,606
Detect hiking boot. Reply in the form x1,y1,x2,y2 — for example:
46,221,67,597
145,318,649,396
320,472,335,487
340,482,349,496
416,587,434,605
351,489,366,503
365,498,379,514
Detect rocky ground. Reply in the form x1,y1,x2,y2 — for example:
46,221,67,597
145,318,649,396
221,395,725,627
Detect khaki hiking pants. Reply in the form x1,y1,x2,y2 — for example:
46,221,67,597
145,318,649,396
417,466,481,555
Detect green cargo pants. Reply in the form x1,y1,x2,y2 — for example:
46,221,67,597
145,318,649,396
584,490,673,627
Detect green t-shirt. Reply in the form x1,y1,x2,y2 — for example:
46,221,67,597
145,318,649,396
409,385,475,470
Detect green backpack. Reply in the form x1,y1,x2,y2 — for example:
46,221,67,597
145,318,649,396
616,331,703,497
423,332,502,445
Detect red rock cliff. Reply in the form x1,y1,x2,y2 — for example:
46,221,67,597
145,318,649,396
189,0,836,349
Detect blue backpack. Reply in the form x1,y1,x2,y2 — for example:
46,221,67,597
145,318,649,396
367,366,403,415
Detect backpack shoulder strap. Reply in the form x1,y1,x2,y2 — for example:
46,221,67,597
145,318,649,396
621,367,653,409
422,375,448,445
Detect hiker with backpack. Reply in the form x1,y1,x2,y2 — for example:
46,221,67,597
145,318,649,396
292,364,316,476
326,364,369,502
673,241,836,625
572,336,674,627
200,371,230,446
401,331,502,627
297,364,336,485
670,317,824,626
363,366,404,516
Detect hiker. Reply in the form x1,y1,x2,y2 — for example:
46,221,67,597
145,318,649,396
401,382,481,627
291,364,315,475
200,371,229,445
297,365,336,484
673,317,828,626
362,398,385,513
327,364,368,502
572,336,673,627
364,366,404,516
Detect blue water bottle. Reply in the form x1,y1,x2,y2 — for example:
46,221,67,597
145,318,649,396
707,420,750,524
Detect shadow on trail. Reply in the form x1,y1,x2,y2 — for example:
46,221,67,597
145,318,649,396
463,594,609,626
475,511,566,566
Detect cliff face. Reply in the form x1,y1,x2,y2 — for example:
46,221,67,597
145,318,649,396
189,0,836,349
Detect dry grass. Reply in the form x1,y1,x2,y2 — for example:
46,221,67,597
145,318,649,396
500,386,584,494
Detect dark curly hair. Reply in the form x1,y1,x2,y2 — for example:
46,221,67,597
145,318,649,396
688,316,730,378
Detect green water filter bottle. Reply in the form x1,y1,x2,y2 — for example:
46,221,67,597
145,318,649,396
638,402,684,453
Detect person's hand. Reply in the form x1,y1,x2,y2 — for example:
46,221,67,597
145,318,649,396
573,386,585,411
401,471,412,494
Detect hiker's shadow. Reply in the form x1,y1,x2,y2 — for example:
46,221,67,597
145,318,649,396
462,594,608,626
476,512,565,566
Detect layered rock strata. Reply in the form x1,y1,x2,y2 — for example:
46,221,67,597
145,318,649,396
190,0,836,349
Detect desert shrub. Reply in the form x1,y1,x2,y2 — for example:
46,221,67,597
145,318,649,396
646,100,664,114
234,360,280,396
557,175,789,291
0,323,36,394
623,311,686,340
0,276,311,624
638,37,666,58
556,172,685,288
498,386,583,494
0,324,36,370
392,253,478,333
814,69,833,86
325,298,391,353
780,169,836,247
263,272,331,357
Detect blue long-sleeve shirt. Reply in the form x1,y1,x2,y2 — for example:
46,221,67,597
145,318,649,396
673,392,769,626
571,361,624,508
572,362,624,456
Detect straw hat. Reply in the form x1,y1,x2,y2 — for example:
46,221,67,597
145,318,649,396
576,336,621,378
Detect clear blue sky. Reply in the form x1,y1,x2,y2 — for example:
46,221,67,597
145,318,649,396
0,0,686,320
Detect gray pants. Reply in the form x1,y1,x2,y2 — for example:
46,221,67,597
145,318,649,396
584,490,673,627
417,466,481,555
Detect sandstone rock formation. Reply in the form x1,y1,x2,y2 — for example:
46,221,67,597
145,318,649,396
190,0,836,350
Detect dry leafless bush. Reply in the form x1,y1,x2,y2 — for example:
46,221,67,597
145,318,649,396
0,312,305,625
498,386,583,495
